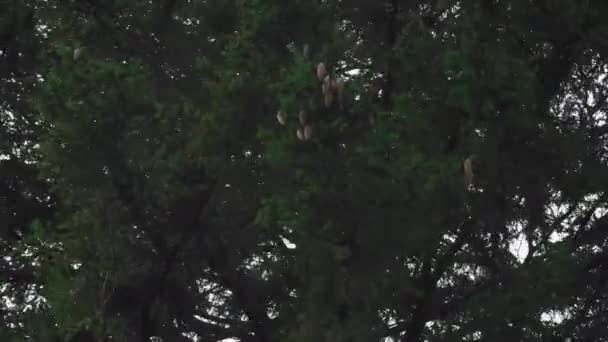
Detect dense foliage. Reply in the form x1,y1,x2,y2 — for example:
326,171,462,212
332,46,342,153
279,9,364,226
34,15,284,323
3,1,608,341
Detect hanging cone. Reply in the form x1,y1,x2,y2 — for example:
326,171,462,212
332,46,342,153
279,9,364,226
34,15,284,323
304,124,313,140
322,75,331,95
73,47,84,61
276,110,286,125
303,44,310,59
317,62,328,81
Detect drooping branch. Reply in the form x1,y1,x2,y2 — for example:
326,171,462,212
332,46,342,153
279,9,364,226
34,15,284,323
401,218,475,341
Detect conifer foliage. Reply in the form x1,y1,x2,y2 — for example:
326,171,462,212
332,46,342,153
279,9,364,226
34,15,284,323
3,1,608,341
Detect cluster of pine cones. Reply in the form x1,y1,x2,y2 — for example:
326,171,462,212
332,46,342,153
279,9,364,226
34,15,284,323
275,60,346,142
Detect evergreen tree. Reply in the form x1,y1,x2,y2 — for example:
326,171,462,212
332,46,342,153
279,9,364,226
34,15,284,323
3,1,608,342
0,1,54,339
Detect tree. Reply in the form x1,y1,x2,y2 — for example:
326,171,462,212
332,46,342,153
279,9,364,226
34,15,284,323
0,1,55,339
4,0,608,341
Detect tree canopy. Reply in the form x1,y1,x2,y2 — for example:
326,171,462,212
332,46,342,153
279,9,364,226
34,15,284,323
3,1,608,341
